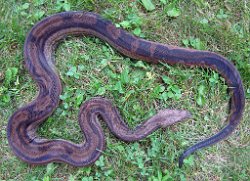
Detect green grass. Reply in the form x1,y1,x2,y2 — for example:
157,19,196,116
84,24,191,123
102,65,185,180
1,0,250,180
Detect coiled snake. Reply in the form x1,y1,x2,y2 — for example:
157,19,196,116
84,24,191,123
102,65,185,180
7,11,245,167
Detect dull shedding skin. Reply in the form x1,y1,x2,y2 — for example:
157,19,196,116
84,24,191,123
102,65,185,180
7,11,245,168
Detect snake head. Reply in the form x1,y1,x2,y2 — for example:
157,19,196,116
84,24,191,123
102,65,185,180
155,109,192,128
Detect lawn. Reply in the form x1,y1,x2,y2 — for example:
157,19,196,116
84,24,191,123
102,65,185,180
0,0,249,180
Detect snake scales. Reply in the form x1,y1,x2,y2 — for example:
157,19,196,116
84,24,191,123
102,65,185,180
7,11,245,167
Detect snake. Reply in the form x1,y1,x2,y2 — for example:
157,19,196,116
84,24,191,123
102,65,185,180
7,11,245,168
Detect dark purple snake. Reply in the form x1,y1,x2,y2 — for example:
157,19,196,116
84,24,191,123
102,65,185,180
7,11,245,168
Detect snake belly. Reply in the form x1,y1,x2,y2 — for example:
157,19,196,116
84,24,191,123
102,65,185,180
7,11,245,167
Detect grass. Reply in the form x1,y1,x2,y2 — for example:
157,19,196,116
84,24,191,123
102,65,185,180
0,0,250,180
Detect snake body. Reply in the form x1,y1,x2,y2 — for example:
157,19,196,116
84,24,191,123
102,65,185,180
7,11,245,167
